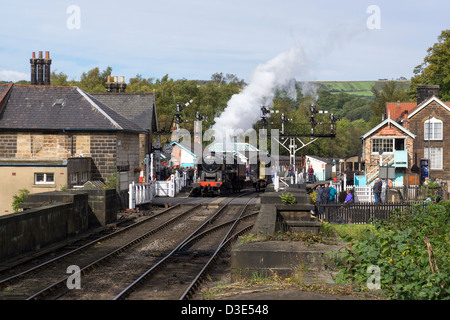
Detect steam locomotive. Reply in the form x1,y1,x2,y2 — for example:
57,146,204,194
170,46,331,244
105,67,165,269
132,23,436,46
194,152,247,196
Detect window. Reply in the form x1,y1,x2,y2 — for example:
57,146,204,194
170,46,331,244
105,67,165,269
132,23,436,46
70,173,78,184
372,138,394,153
35,173,55,184
81,171,88,182
53,98,65,107
424,148,443,170
424,117,443,140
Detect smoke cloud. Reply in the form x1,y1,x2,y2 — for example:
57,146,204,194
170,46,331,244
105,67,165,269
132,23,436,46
211,43,307,142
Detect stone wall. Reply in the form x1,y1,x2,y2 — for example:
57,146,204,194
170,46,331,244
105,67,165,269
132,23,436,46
0,192,89,261
0,134,17,158
408,100,450,180
67,188,118,227
0,130,141,187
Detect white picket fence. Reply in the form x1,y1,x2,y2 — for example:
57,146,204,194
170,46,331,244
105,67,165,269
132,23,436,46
128,171,188,209
273,171,305,192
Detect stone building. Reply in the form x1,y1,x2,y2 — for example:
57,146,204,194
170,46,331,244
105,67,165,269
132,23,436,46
361,117,416,186
386,85,450,182
362,84,450,186
0,70,146,214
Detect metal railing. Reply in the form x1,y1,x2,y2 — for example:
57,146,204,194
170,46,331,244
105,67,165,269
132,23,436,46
316,202,416,224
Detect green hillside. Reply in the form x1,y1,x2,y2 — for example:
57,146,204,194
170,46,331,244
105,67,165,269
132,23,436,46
311,80,410,98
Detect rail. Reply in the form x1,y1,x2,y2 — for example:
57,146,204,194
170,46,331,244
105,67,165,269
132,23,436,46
25,204,200,300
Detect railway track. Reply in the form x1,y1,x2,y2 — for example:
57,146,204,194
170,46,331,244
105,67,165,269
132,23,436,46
0,193,259,300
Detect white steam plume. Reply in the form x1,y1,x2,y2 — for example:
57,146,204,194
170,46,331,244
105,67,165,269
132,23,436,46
211,43,307,141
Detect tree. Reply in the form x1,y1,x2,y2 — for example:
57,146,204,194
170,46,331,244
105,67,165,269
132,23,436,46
78,66,112,92
369,81,410,127
410,29,450,101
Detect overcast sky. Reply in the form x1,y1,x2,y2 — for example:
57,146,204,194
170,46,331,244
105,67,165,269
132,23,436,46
0,0,448,83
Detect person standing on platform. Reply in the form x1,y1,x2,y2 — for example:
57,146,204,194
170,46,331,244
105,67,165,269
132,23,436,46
344,189,353,203
322,184,331,205
329,184,337,203
308,166,315,182
373,178,382,203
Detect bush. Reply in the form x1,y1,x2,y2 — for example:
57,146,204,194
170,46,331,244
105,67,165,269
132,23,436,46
12,189,30,212
280,192,296,205
329,202,450,299
320,222,375,241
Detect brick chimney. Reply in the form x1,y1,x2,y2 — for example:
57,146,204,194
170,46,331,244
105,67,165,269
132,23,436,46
30,52,37,85
417,85,439,104
44,51,51,85
119,76,127,93
105,75,126,93
30,51,51,85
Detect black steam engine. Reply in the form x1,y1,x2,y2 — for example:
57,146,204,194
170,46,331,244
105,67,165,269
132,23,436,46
194,152,247,196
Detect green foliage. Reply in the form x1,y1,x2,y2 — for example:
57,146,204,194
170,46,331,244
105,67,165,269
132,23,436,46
329,202,450,300
369,80,410,127
410,29,450,101
239,231,323,244
12,189,30,212
105,164,119,190
310,190,317,203
280,192,296,205
319,222,375,241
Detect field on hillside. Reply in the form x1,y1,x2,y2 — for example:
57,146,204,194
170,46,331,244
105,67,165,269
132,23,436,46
311,80,410,98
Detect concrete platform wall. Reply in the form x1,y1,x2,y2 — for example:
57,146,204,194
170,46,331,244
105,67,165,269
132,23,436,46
0,193,89,261
1,188,118,261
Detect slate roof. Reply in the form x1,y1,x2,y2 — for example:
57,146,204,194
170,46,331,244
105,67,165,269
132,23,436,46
0,84,146,133
90,93,158,131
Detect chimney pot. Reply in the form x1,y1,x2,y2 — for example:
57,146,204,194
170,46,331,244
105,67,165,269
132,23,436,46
39,51,43,59
32,52,35,58
45,51,50,59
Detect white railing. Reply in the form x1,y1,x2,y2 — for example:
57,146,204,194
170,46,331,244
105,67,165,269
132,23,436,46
129,171,189,209
129,181,155,209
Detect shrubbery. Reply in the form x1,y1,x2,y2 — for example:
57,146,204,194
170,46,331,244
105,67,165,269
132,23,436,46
329,201,450,300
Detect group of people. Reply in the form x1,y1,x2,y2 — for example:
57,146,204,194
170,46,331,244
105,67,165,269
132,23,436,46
372,178,393,203
315,183,354,206
315,184,340,204
159,165,196,184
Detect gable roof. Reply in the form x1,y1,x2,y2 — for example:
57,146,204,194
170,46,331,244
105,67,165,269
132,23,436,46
386,98,450,123
306,155,334,164
407,96,450,119
91,93,158,131
0,84,145,133
361,117,416,140
386,102,419,121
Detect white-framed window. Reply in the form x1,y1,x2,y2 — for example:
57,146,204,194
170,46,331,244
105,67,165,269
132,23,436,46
424,117,443,140
372,138,394,153
70,173,78,184
81,171,88,182
424,147,443,170
35,173,55,185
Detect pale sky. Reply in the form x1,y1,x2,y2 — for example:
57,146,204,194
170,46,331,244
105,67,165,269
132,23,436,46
0,0,448,83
